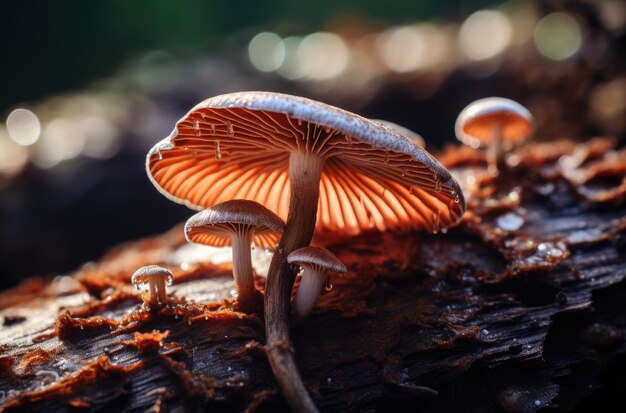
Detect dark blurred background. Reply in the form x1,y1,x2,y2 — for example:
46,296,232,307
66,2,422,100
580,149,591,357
0,0,625,291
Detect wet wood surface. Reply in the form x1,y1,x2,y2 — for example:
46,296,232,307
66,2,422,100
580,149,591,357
1,138,625,412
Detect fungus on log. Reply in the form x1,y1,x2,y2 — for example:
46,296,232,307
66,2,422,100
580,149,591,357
1,138,626,412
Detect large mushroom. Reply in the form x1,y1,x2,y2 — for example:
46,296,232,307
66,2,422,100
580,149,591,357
146,91,465,413
185,199,284,311
455,97,535,175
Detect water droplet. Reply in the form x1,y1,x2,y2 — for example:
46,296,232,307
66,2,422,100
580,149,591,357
166,274,174,286
80,325,84,330
227,122,234,137
434,178,442,192
194,120,201,136
497,212,524,231
210,124,216,134
175,315,179,320
432,210,441,234
157,150,163,161
324,276,333,291
482,329,490,336
215,140,222,159
326,377,332,384
534,400,541,407
187,319,192,326
297,119,303,126
230,289,238,298
324,127,331,133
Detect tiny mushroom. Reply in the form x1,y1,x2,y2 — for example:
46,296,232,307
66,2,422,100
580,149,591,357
455,97,535,175
131,265,174,309
288,246,347,323
146,91,465,413
185,199,285,311
373,119,425,148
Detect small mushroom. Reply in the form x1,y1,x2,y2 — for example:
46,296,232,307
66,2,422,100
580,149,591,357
455,97,535,175
131,265,174,309
288,247,346,322
373,119,425,148
185,199,284,311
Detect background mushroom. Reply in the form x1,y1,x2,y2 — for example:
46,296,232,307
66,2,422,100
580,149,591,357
185,199,284,311
146,91,465,413
288,246,347,323
131,265,174,309
455,97,535,175
373,119,425,148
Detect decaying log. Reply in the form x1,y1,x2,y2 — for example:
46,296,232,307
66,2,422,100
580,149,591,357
1,138,625,412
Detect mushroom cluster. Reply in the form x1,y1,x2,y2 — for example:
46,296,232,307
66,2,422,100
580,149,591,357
146,91,466,413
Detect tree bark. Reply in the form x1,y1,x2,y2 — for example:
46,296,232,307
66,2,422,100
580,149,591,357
1,138,625,413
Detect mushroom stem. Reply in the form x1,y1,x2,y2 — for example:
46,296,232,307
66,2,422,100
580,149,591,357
231,226,258,311
265,151,324,413
153,276,167,305
292,266,326,323
488,124,504,176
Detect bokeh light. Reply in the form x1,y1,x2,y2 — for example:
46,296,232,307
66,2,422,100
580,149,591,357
277,36,306,80
248,32,285,72
297,32,349,80
378,26,425,73
0,124,28,177
459,10,512,61
534,13,582,61
6,108,41,146
33,119,85,168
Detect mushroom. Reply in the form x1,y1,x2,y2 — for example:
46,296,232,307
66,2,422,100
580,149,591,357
372,119,425,148
185,199,285,311
455,97,535,175
131,265,174,309
288,246,346,323
146,91,465,413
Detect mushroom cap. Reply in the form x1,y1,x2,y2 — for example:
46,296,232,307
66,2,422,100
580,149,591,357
185,199,285,248
455,97,535,149
147,91,465,235
372,119,425,148
131,265,174,284
287,246,347,274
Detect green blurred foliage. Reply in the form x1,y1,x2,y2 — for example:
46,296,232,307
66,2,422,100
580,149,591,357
0,0,498,111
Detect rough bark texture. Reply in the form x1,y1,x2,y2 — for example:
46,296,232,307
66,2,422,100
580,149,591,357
1,138,625,412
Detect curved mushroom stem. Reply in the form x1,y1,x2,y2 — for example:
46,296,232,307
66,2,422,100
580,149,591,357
292,266,326,323
488,124,504,176
231,225,259,311
265,151,324,413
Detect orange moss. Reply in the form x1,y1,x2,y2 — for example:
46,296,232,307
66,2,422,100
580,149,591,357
18,348,60,374
2,356,142,409
55,312,120,341
119,330,170,352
